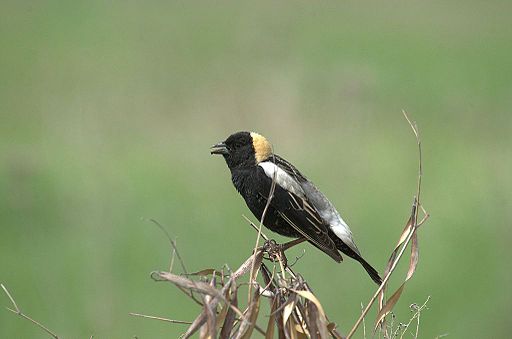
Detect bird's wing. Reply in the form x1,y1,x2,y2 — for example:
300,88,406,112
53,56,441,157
261,155,361,257
274,155,361,255
272,155,310,184
276,190,342,262
256,160,342,262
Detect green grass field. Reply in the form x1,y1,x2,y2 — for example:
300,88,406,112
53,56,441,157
1,1,511,337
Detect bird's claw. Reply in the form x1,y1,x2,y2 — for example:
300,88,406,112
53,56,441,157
263,239,288,267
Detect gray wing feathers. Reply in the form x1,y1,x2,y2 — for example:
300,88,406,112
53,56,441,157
262,155,361,256
300,181,361,256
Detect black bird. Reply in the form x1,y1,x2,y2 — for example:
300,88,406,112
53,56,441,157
211,131,382,285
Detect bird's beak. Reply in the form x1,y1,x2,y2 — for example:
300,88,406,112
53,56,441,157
210,142,229,155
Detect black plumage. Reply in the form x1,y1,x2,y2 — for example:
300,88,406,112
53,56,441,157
211,131,382,285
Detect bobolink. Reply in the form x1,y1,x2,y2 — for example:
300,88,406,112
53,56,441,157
211,131,382,285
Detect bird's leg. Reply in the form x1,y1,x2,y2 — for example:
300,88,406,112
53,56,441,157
263,239,279,259
280,237,307,251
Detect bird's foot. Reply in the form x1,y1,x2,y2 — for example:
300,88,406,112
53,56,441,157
263,239,288,268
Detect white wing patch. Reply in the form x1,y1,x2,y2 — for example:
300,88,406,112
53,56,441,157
258,162,306,198
328,213,360,256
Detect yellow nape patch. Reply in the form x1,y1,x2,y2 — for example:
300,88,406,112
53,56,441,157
250,132,272,163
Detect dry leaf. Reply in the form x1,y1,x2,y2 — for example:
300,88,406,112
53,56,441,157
293,289,329,339
283,299,296,328
215,287,232,331
202,281,216,339
292,290,326,319
155,272,223,299
288,316,298,339
235,288,261,339
406,232,419,281
374,283,405,331
182,311,207,339
376,200,421,332
265,298,277,339
187,268,226,279
219,286,238,339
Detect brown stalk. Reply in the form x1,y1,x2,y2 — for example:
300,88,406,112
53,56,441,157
248,151,278,301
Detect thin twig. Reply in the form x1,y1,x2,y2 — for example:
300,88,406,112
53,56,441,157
129,312,192,324
147,219,206,307
277,253,287,281
169,247,176,273
1,283,59,339
397,296,430,339
389,313,398,338
242,215,269,241
248,151,277,300
287,249,306,268
360,302,367,339
391,319,403,339
1,283,19,312
414,306,421,339
402,110,422,204
148,219,189,275
260,263,277,295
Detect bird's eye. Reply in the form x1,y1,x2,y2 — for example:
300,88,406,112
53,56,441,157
230,142,241,150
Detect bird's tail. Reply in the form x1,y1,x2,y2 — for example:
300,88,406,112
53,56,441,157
357,257,382,286
331,234,383,285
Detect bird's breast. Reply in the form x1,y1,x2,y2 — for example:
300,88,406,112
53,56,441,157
230,167,260,197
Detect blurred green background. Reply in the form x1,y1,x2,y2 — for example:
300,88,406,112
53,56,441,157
1,1,511,338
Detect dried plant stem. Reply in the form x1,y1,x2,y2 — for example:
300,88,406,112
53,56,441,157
248,152,277,300
402,109,423,203
129,312,192,324
243,215,269,241
360,302,367,339
414,307,421,339
1,283,59,339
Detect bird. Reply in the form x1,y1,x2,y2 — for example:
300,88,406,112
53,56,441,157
210,131,382,285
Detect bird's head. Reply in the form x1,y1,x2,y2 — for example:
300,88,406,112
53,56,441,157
210,131,272,168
